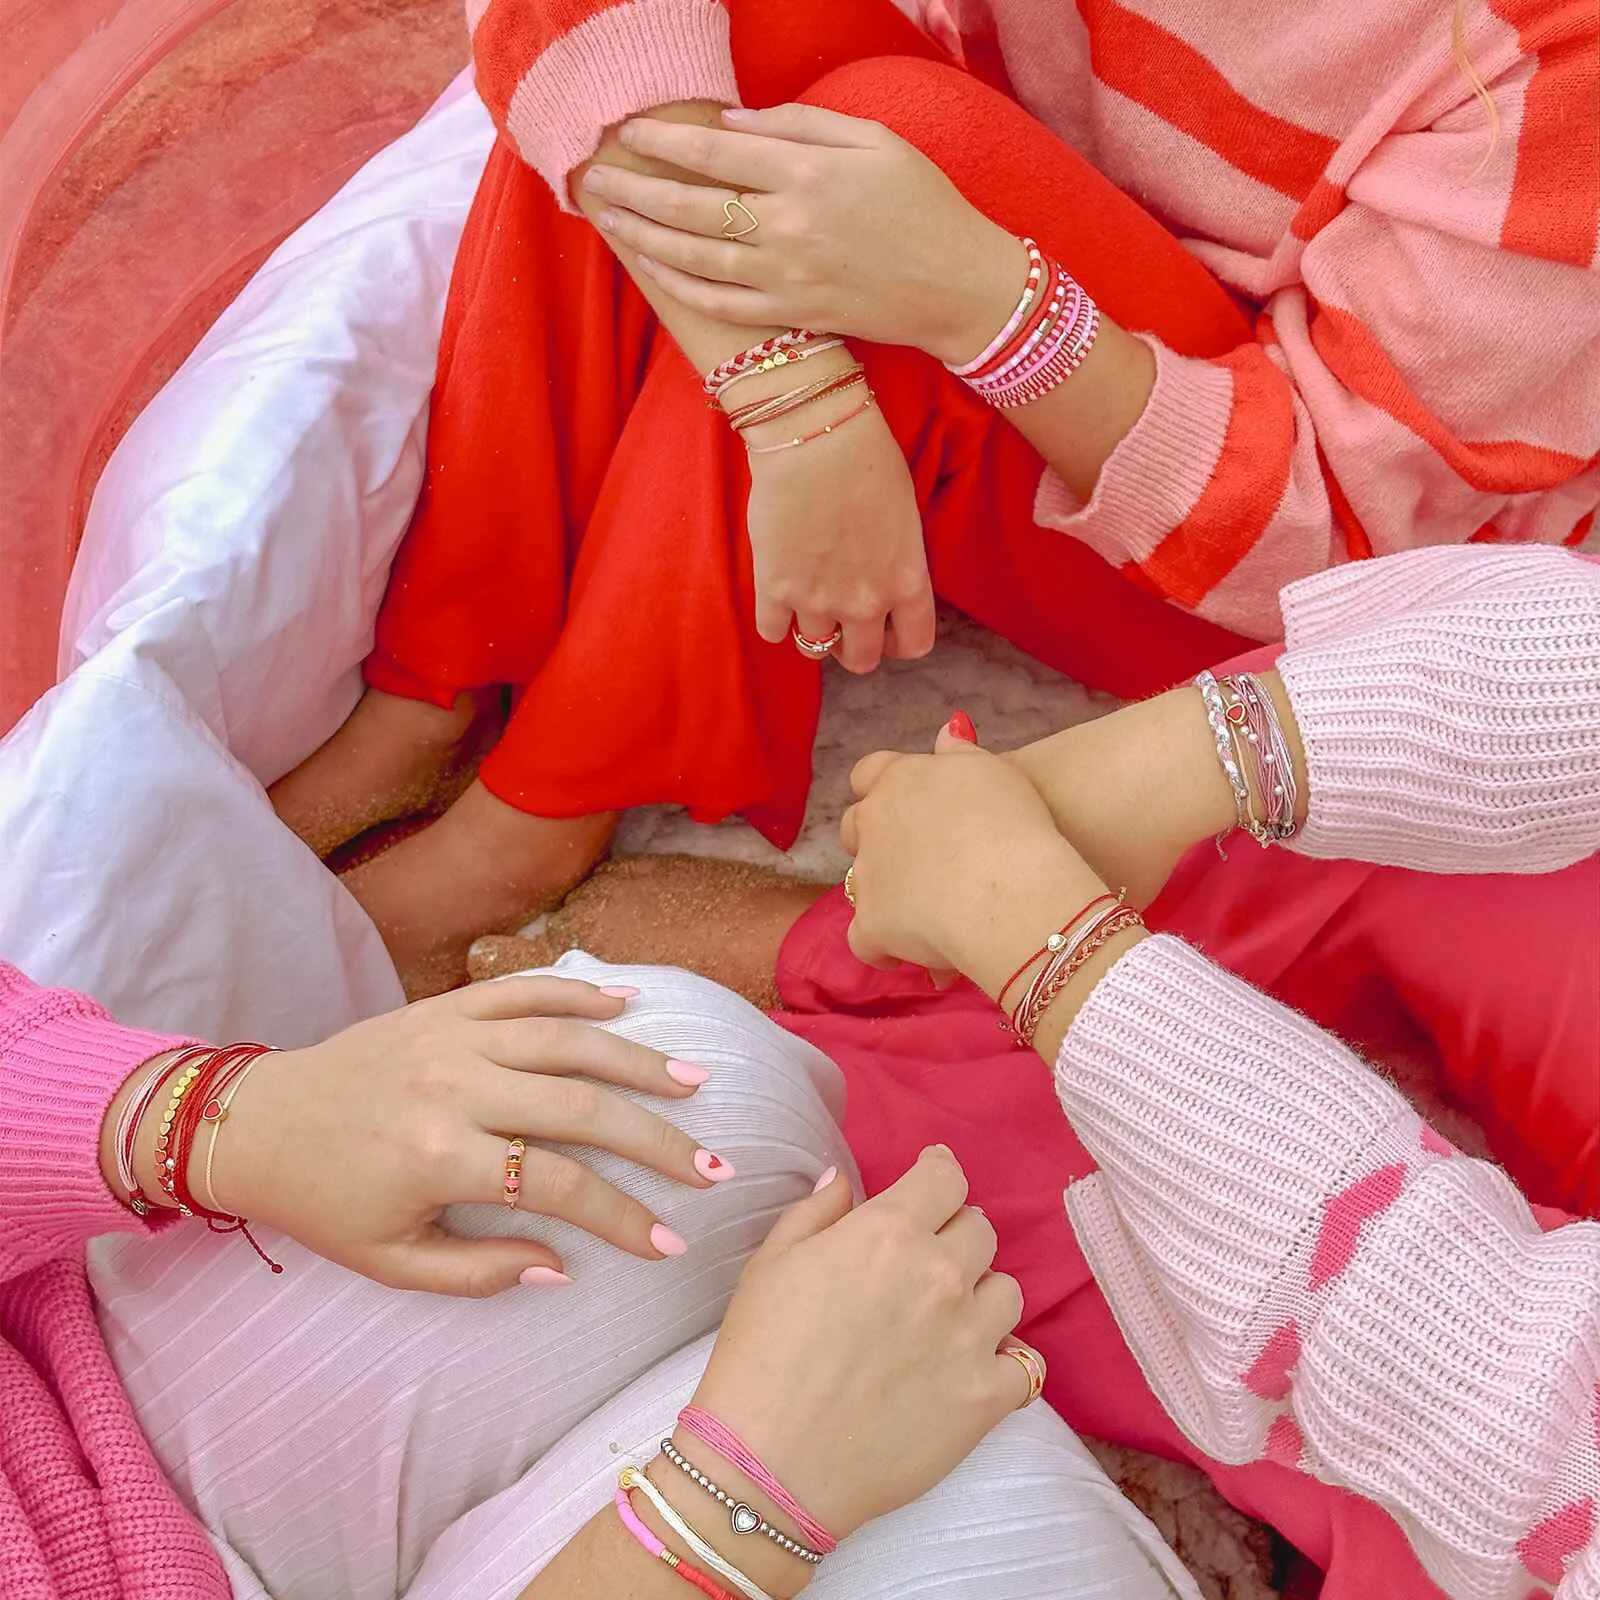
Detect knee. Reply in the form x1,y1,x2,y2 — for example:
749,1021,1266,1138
799,54,984,151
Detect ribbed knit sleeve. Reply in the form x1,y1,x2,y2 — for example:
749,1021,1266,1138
1057,934,1600,1600
469,0,740,207
0,963,193,1284
1275,546,1600,873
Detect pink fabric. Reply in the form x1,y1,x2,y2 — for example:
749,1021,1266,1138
0,963,225,1599
777,548,1600,1598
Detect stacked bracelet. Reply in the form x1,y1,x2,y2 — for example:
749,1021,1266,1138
1194,669,1301,852
949,237,1100,409
724,364,866,434
659,1437,824,1565
1009,899,1144,1046
614,1480,736,1600
622,1467,774,1600
703,330,824,400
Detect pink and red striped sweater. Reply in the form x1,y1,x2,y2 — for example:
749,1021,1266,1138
468,0,1599,636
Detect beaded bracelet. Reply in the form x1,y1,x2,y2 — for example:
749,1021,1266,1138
948,237,1044,378
614,1483,736,1600
1194,669,1253,854
622,1467,774,1600
1213,671,1301,846
115,1046,208,1216
659,1437,824,1565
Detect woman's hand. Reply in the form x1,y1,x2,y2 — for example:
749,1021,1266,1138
688,1150,1032,1542
841,720,1105,978
207,977,729,1297
584,106,1025,364
747,403,935,671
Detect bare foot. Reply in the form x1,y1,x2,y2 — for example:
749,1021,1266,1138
467,853,828,1008
340,780,616,1000
269,687,503,858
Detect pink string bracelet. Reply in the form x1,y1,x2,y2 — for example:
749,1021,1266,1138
678,1406,839,1556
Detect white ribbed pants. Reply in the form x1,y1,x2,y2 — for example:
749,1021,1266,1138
88,957,1198,1600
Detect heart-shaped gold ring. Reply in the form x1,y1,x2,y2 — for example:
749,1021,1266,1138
721,196,761,241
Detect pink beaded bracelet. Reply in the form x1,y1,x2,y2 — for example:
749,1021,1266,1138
947,237,1043,378
614,1484,737,1600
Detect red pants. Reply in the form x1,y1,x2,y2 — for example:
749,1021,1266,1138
367,0,1257,848
776,817,1599,1600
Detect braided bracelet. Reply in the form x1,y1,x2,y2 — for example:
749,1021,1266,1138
703,330,822,399
713,337,846,403
1011,902,1145,1047
621,1467,774,1600
1194,669,1252,854
660,1438,823,1565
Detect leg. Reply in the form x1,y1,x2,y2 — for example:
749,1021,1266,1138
398,1334,1200,1600
89,959,853,1600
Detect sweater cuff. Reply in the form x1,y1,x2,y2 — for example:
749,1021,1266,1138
1032,338,1233,570
497,0,740,211
1277,545,1600,872
1,992,196,1259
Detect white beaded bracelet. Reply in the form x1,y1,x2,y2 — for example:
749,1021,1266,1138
621,1465,775,1600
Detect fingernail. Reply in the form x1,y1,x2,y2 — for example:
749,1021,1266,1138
665,1059,712,1086
947,710,978,743
695,1149,736,1182
519,1266,573,1287
651,1223,688,1258
598,209,618,232
601,985,640,999
723,107,757,122
812,1165,838,1194
583,166,605,189
619,121,638,145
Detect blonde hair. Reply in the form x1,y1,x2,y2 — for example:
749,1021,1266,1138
1451,0,1502,159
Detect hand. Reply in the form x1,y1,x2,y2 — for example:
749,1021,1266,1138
840,719,1104,977
689,1149,1031,1542
204,977,729,1296
586,106,1026,364
747,401,935,672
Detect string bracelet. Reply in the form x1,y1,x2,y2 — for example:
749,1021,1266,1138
995,893,1120,1019
621,1467,774,1600
659,1436,824,1565
726,364,866,433
614,1482,736,1600
703,330,824,399
744,388,874,455
1010,900,1146,1047
678,1406,838,1556
712,337,846,403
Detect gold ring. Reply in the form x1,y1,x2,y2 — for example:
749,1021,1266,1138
1001,1341,1046,1407
792,624,843,661
843,865,857,907
721,195,761,240
502,1136,527,1208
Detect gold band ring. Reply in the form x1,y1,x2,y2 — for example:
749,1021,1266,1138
843,865,857,907
721,195,761,241
1001,1340,1047,1407
502,1137,527,1208
792,624,843,661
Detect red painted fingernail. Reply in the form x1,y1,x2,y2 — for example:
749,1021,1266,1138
519,1266,573,1287
651,1224,688,1258
666,1059,712,1087
694,1149,736,1182
947,710,977,743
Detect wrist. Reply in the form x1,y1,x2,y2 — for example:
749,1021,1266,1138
922,222,1032,367
99,1050,186,1213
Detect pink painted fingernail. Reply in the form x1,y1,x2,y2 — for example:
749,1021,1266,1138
695,1149,736,1183
813,1165,838,1194
519,1266,573,1287
651,1223,688,1258
723,107,757,123
600,985,640,999
666,1059,712,1087
598,209,618,232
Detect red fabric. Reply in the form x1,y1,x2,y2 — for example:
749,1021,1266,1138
368,2,1254,847
773,840,1598,1600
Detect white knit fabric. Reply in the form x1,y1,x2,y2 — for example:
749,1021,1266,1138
93,957,1198,1600
1058,936,1600,1600
1278,546,1600,873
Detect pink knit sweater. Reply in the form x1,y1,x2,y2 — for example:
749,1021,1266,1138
1,549,1595,1597
469,0,1598,637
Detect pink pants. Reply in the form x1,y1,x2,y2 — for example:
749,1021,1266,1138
775,786,1598,1598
